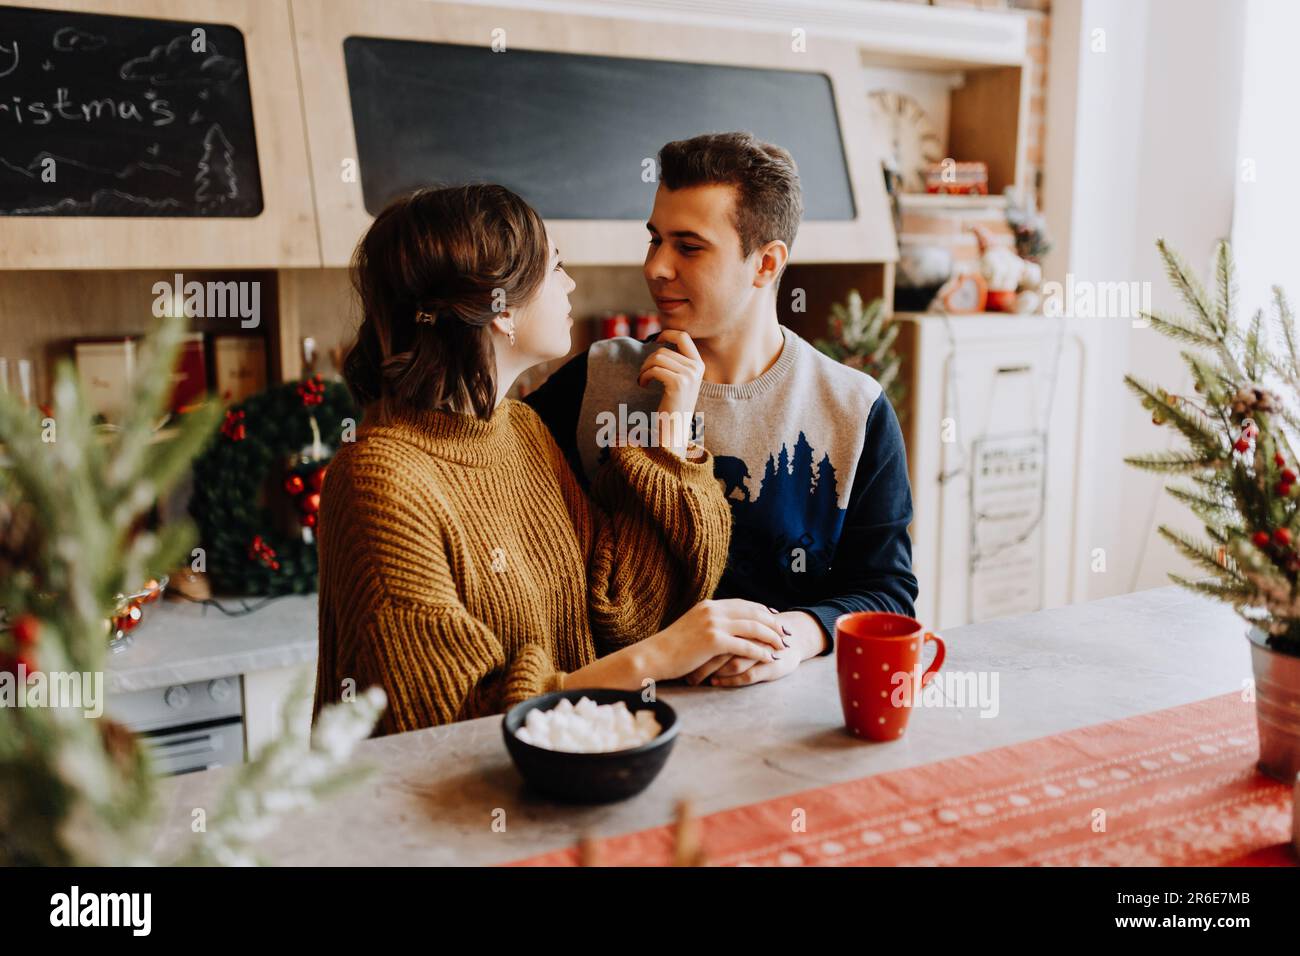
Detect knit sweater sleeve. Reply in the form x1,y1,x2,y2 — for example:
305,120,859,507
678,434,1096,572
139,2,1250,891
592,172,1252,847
316,445,563,736
356,599,564,736
549,436,732,652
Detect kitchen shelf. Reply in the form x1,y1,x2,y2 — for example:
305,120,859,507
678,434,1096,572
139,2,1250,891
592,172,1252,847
898,193,1009,210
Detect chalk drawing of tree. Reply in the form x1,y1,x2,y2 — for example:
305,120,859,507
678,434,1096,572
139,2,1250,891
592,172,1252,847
195,123,237,206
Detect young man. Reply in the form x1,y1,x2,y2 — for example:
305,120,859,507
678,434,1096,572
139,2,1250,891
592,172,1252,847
525,131,918,687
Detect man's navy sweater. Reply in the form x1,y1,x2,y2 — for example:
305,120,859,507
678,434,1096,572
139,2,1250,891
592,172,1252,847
524,324,919,655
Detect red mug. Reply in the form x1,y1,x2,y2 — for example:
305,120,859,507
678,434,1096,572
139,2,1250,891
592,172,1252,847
835,611,946,741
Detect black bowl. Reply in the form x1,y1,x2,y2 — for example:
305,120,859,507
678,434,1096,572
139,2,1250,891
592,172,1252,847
502,689,679,803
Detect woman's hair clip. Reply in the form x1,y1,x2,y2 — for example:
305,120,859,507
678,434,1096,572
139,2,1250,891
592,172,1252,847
414,309,439,325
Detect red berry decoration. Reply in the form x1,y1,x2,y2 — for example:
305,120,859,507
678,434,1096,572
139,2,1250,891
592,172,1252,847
302,512,318,529
1274,528,1292,547
284,474,305,496
220,408,247,441
1254,530,1271,548
11,614,39,647
300,492,320,515
296,375,326,407
1283,469,1297,484
247,534,280,570
1277,453,1288,468
1278,482,1293,497
309,466,327,493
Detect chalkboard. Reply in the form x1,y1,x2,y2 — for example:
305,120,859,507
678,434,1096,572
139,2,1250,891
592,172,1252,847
0,5,262,216
343,37,855,221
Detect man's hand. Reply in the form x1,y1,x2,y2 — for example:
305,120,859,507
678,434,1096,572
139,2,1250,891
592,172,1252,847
684,610,827,687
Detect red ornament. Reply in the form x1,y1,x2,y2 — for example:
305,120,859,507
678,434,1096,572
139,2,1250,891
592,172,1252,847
1276,453,1288,468
1278,482,1293,497
11,614,39,647
1283,469,1297,484
302,512,318,529
308,466,327,493
300,492,320,515
296,375,326,407
284,474,305,496
1254,530,1271,548
1274,528,1292,547
221,409,247,442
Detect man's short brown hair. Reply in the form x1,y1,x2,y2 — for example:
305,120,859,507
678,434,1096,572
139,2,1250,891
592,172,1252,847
657,131,804,259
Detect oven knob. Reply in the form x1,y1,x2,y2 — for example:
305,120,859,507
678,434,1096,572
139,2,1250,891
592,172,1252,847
208,678,234,702
163,685,190,710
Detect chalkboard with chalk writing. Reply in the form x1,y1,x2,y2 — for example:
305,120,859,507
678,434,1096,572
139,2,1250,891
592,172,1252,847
0,4,262,217
343,36,856,221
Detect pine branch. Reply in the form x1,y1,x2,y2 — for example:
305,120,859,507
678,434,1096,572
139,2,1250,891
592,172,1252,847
1165,483,1234,519
1124,450,1223,474
1158,524,1246,581
1243,307,1264,383
1123,375,1224,457
1142,310,1221,350
1156,237,1217,335
1274,285,1300,380
1214,239,1237,337
1168,572,1255,605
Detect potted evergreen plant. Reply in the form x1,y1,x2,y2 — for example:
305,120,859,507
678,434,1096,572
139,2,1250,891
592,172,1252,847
1126,239,1300,783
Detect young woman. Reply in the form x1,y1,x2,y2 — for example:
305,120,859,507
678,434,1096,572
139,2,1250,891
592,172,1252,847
313,184,790,736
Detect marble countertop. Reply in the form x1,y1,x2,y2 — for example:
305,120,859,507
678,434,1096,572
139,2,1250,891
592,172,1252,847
149,585,1256,865
106,595,317,694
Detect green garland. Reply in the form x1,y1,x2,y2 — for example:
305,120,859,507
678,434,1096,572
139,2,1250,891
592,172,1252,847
189,376,358,595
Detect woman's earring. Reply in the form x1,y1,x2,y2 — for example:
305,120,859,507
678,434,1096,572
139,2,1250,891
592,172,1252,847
507,320,516,346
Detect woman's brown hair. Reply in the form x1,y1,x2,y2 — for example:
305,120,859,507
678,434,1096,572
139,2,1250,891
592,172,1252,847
343,184,549,420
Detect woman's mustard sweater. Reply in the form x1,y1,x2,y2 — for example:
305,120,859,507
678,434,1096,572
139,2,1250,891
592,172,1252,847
312,398,731,737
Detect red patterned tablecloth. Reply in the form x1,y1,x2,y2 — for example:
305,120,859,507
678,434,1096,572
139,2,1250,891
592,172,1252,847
505,692,1297,867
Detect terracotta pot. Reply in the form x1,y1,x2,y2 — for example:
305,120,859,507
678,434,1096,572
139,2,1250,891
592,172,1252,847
1247,626,1300,783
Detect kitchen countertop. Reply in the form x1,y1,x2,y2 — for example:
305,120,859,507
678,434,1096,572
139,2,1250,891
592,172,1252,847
148,585,1255,865
106,594,317,694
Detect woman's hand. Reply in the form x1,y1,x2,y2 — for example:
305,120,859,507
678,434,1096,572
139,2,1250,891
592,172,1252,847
637,329,704,457
641,599,788,680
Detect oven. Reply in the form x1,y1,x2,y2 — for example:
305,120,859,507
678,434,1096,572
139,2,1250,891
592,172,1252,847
107,676,246,776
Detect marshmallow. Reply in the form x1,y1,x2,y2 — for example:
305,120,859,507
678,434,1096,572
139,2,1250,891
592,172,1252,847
514,697,662,753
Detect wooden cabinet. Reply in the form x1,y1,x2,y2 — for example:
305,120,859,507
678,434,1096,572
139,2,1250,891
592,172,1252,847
0,0,319,270
289,0,896,268
893,313,1085,630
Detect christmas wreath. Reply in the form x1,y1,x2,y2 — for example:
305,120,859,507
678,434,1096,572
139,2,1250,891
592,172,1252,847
189,375,358,595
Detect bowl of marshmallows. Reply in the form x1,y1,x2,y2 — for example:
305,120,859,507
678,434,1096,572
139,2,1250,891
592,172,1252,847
502,689,679,803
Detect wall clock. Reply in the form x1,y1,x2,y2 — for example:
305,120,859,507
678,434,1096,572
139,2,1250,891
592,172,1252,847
868,89,944,193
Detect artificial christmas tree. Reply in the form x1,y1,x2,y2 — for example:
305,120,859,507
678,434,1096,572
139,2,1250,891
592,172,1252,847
1125,238,1300,781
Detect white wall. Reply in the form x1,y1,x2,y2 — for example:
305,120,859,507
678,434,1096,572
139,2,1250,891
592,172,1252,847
1043,0,1246,600
1231,0,1300,314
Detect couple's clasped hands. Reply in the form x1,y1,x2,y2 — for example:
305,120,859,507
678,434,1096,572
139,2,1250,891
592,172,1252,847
641,598,803,688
